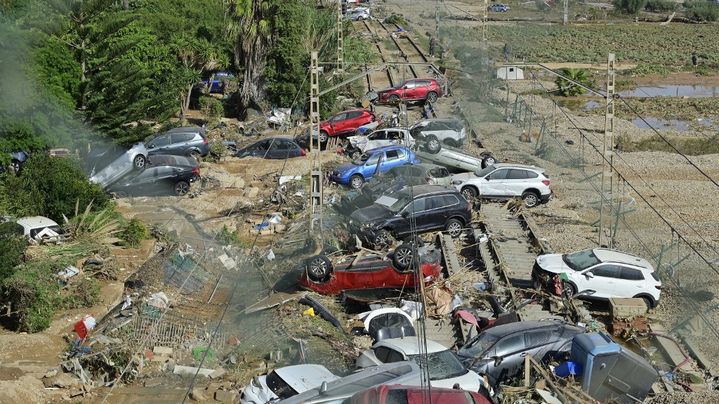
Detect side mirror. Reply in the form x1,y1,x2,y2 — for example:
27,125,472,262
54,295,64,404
148,144,155,149
401,211,409,218
493,356,503,367
485,176,491,181
584,272,594,279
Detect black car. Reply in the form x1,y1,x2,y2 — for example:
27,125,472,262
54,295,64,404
107,161,199,197
234,137,305,159
146,127,210,158
457,320,585,387
349,185,472,248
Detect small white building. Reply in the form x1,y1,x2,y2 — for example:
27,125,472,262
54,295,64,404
496,66,525,80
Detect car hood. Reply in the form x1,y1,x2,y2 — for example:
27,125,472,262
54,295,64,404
431,369,481,392
348,135,368,148
335,161,361,175
450,172,477,183
350,204,392,225
240,375,276,404
535,253,572,274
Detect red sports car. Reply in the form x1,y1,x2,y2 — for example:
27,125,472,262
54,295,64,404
298,245,441,296
319,109,376,143
377,78,443,104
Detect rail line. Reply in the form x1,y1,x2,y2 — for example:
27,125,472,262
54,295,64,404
358,19,395,90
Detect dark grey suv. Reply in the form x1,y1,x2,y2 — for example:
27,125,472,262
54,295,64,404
457,320,584,387
146,127,210,158
350,185,472,248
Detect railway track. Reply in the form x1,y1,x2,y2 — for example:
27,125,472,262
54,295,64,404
357,19,395,91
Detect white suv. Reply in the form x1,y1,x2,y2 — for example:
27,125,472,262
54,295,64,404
532,248,662,310
450,163,551,207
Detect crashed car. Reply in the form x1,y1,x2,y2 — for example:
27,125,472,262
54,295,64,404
356,337,485,391
349,385,491,404
348,6,370,20
410,118,466,153
234,137,305,159
107,160,199,197
298,244,442,295
16,216,63,244
88,143,148,189
349,185,472,248
345,128,415,160
239,364,339,404
457,320,584,387
330,145,419,189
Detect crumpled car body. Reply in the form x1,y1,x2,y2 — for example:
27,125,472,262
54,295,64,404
89,143,148,189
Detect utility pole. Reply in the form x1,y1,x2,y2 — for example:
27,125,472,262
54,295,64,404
337,0,344,72
482,0,488,41
435,0,440,39
563,0,568,25
309,51,323,235
599,53,616,248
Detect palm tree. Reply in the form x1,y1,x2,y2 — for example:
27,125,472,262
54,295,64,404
226,0,275,117
555,68,594,97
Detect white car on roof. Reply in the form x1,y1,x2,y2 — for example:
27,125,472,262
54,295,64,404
16,216,63,243
356,337,484,391
532,248,662,310
450,163,552,208
240,364,339,404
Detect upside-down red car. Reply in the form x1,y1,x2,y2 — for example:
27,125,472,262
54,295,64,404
298,244,441,295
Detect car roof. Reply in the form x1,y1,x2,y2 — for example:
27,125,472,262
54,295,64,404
376,337,448,355
164,126,206,134
273,364,338,392
398,184,458,197
148,155,198,166
483,320,572,338
16,216,59,229
491,163,544,172
337,108,369,115
592,248,653,270
415,163,445,170
368,145,410,153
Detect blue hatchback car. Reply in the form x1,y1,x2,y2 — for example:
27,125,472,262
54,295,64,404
330,145,420,189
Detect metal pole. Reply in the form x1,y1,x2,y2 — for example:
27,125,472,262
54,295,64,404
599,53,615,247
563,0,568,25
309,51,323,235
337,0,344,72
482,0,488,41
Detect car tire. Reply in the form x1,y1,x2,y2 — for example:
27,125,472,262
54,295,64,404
393,243,414,270
174,181,190,196
481,154,496,169
562,281,577,298
461,186,478,202
133,155,146,170
374,229,394,250
350,174,364,189
189,149,201,159
319,131,329,143
388,94,400,104
522,191,540,208
637,296,654,311
445,218,463,238
425,136,441,154
306,255,333,283
10,159,21,175
350,150,362,161
426,91,438,103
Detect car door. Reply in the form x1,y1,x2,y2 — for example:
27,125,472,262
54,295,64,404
169,133,191,154
415,80,430,100
124,167,161,194
366,130,388,150
480,168,510,197
524,328,556,362
266,139,286,159
504,169,530,196
489,332,527,384
339,111,362,135
395,197,426,237
420,195,451,231
580,264,622,298
380,149,405,172
617,266,647,298
361,151,382,179
148,134,171,155
402,80,417,100
154,166,180,193
429,167,451,186
329,112,348,135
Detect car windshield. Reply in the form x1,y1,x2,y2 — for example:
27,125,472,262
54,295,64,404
407,350,467,380
460,333,499,358
562,249,601,271
376,195,410,213
265,370,299,399
474,165,495,177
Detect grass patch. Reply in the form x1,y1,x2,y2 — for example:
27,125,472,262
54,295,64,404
616,97,719,123
618,134,719,155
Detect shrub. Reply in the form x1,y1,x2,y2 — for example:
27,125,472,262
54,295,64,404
0,155,109,222
199,96,224,124
120,218,149,248
0,222,26,281
555,68,595,97
613,0,648,14
1,260,63,332
62,278,100,309
684,1,719,21
645,0,677,11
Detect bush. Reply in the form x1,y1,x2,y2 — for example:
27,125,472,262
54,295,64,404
1,260,63,332
199,96,224,124
0,156,109,222
121,218,149,248
684,1,719,21
62,278,100,309
0,222,26,281
613,0,648,14
645,0,677,11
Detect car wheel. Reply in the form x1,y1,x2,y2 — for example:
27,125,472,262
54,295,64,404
189,149,201,159
425,136,441,154
426,91,438,103
133,155,146,170
481,154,496,168
532,275,543,291
388,94,400,104
638,296,653,311
10,159,21,175
319,131,329,143
174,181,190,196
522,191,540,208
306,255,333,283
350,150,362,161
393,243,414,270
350,174,364,189
562,281,577,298
445,218,463,238
374,229,394,250
461,186,478,202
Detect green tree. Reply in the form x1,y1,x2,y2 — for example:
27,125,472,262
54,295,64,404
555,68,594,97
0,222,26,281
613,0,648,14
